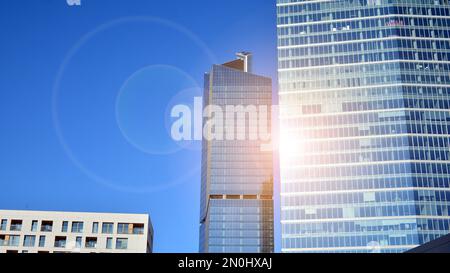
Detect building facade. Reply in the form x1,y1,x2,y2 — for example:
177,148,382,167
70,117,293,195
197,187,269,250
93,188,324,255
407,233,450,253
277,0,450,252
199,53,274,253
0,210,153,253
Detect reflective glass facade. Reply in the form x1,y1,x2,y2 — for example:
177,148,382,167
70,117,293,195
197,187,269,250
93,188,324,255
277,0,450,253
199,57,274,253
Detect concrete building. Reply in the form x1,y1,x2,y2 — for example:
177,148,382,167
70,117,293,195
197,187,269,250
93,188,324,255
0,210,153,253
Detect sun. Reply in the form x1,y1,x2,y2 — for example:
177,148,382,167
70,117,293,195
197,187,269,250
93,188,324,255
278,130,303,162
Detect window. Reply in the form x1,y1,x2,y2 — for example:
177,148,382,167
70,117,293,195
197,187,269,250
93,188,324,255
23,235,36,247
75,237,82,248
10,220,22,231
8,235,20,246
117,223,130,234
31,220,38,232
115,238,128,250
132,223,145,235
106,237,113,249
0,219,7,231
85,237,97,248
71,222,84,233
363,192,376,202
41,221,53,232
38,236,46,247
0,235,6,246
92,222,99,233
102,223,114,234
54,236,66,248
61,221,68,232
6,250,18,253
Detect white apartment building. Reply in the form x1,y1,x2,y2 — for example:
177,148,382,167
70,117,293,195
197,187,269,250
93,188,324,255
0,210,153,253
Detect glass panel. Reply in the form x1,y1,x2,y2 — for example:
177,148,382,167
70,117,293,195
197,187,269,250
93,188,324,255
31,220,38,232
38,236,45,247
102,223,114,234
61,221,68,232
0,219,7,231
71,222,84,233
75,237,82,248
116,238,128,249
23,235,36,247
117,223,129,234
106,237,113,249
92,222,99,233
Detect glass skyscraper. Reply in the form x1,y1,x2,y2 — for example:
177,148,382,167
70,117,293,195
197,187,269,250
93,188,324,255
277,0,450,252
199,53,274,253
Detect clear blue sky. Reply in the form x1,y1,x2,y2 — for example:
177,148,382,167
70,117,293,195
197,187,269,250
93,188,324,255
0,0,280,252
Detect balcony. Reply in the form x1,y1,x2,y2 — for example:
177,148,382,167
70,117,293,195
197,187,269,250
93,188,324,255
85,237,97,249
0,220,6,231
133,224,145,235
41,221,53,232
10,225,22,231
54,236,66,248
10,220,22,231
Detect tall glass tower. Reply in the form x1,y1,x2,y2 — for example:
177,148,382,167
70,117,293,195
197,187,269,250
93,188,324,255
277,0,450,253
199,53,274,253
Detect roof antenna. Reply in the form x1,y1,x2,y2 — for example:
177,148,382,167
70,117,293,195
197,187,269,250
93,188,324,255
236,52,252,73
